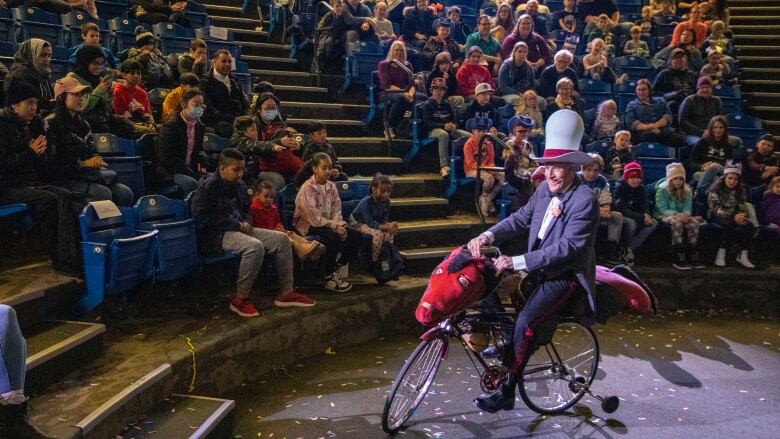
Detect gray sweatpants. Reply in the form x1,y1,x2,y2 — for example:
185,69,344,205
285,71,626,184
222,228,293,297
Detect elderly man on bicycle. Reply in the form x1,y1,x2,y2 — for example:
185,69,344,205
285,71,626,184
467,109,599,413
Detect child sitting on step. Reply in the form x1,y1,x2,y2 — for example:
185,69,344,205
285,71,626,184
301,121,347,182
349,173,399,263
251,180,325,262
707,162,756,269
653,162,704,270
463,117,504,216
294,153,362,292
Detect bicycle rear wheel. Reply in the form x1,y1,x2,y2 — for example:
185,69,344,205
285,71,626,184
381,330,449,433
518,321,599,414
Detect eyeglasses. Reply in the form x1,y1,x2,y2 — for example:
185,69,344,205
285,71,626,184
69,90,90,98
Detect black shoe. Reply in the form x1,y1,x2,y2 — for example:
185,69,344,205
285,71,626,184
473,376,516,413
0,402,55,438
687,249,705,269
603,242,623,266
672,250,691,271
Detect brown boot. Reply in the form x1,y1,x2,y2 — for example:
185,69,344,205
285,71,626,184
290,236,325,261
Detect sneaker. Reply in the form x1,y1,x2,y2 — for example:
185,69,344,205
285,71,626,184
274,289,316,308
623,247,635,266
387,127,396,139
688,250,705,269
229,297,260,317
440,166,450,178
672,251,691,271
324,272,352,292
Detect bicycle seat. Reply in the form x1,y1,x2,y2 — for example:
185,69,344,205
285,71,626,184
556,289,589,320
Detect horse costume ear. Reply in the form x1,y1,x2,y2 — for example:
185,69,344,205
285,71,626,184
446,246,486,272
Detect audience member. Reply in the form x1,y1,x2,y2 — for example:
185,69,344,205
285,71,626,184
671,4,707,48
134,0,191,27
500,15,551,73
624,25,650,58
538,50,580,100
690,115,735,190
230,115,283,189
745,135,779,187
653,162,704,270
67,45,116,135
587,14,616,55
580,0,621,35
421,77,469,177
543,77,584,121
603,130,633,179
447,6,472,44
625,79,683,147
5,39,54,115
502,115,538,209
343,0,375,44
650,0,676,16
315,0,348,73
707,163,755,269
652,30,703,73
699,46,733,86
202,50,248,138
250,180,324,261
613,162,658,260
177,38,209,78
515,89,544,139
583,38,621,83
403,0,435,49
652,48,697,116
113,59,157,136
592,100,621,141
551,0,579,34
161,72,200,123
497,42,536,105
466,15,503,74
456,47,495,99
524,0,548,38
301,121,346,182
252,93,302,184
462,83,500,134
68,22,119,68
370,1,396,43
294,153,361,292
423,19,463,69
580,154,624,264
348,173,398,263
378,41,420,135
128,27,175,90
705,20,734,57
679,76,726,147
636,6,655,37
761,176,780,234
47,77,134,206
155,88,206,194
463,117,503,216
491,2,515,41
426,52,462,106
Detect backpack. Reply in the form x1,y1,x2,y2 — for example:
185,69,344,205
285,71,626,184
54,191,89,274
373,241,404,284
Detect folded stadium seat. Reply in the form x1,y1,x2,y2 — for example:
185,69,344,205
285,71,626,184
579,79,614,110
147,88,170,122
61,11,109,48
364,71,385,128
406,101,437,167
634,142,675,183
133,195,200,282
455,6,478,30
713,84,742,116
76,202,158,315
727,113,763,148
0,203,32,237
0,7,15,43
616,0,642,16
193,27,241,59
496,104,515,134
497,183,517,220
183,191,237,266
445,136,475,199
94,132,137,156
154,22,196,55
336,181,370,220
109,17,149,53
184,1,210,29
94,0,128,20
0,40,13,58
94,132,146,197
235,61,252,93
202,133,232,172
343,40,384,92
615,56,652,82
583,139,611,155
11,7,63,46
616,80,638,113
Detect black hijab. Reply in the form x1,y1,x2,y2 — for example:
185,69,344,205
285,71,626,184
74,45,105,88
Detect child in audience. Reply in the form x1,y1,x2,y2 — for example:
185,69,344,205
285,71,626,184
294,153,361,292
587,14,615,55
654,162,704,270
177,38,209,78
592,99,621,141
761,176,780,234
705,20,734,58
580,154,625,265
250,180,325,261
744,134,779,187
651,0,676,16
349,173,398,263
68,22,118,68
502,115,539,210
127,27,174,90
707,162,756,269
370,1,396,43
462,83,500,134
604,130,634,179
230,115,284,190
614,162,658,263
700,46,733,86
161,72,200,123
447,6,472,44
583,38,618,83
301,121,347,182
637,6,656,37
515,89,544,139
624,25,650,58
552,0,578,35
463,117,503,216
113,59,157,135
191,148,316,317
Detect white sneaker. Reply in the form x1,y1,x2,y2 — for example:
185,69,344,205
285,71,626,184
337,263,349,280
736,250,755,270
714,248,727,267
324,272,352,292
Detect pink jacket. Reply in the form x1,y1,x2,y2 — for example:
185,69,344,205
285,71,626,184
293,175,344,235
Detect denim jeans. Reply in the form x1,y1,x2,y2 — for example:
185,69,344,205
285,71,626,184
622,217,658,250
429,128,470,168
0,305,26,394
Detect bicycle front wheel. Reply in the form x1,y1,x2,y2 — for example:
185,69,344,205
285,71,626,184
518,321,599,414
381,330,449,433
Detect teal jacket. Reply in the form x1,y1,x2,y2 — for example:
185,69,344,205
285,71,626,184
653,178,692,220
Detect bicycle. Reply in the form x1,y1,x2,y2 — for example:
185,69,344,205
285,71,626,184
380,265,644,434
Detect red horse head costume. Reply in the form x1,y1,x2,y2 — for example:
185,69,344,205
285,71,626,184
415,247,657,326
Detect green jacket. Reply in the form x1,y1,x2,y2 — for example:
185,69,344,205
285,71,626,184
66,72,112,114
653,178,692,220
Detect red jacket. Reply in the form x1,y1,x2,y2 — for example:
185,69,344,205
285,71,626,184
463,136,495,175
250,197,284,230
456,62,495,97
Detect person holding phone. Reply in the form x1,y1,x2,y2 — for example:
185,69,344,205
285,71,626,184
67,45,116,134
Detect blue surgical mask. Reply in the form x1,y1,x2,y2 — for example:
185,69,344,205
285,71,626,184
189,105,204,119
261,109,278,121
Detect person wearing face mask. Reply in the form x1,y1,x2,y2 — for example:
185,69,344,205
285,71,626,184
155,89,207,195
202,50,248,138
4,39,55,115
67,44,115,135
252,93,303,183
44,77,135,206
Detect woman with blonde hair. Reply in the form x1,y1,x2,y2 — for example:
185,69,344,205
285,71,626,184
377,41,423,134
515,89,543,139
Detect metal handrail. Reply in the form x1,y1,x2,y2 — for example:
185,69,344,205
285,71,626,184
310,1,336,87
475,133,508,226
380,59,415,144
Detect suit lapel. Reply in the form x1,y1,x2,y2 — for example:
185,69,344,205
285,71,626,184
539,184,578,247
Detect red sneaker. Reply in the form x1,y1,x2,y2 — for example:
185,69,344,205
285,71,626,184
230,297,260,317
274,289,316,308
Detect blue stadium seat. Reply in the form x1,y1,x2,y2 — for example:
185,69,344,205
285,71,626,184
202,133,231,171
11,7,63,46
184,1,210,28
109,18,147,53
0,203,32,237
616,80,638,113
727,113,763,147
615,56,652,81
635,142,674,183
147,88,170,121
50,47,70,78
154,22,196,56
94,0,128,20
336,181,369,220
103,156,145,198
496,104,515,134
583,139,611,155
134,195,199,282
235,61,252,93
94,133,137,157
446,137,475,199
0,7,16,43
0,40,12,58
407,101,437,167
76,202,158,315
364,71,384,128
343,40,384,92
635,142,674,158
579,79,614,110
713,84,742,115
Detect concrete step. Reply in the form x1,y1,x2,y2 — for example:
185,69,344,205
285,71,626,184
340,156,404,175
741,67,780,81
729,24,780,34
223,27,269,41
745,92,780,107
242,54,301,72
249,69,344,89
286,117,366,137
271,84,330,102
0,261,82,329
239,41,290,58
389,196,450,220
25,320,105,394
729,6,780,13
734,46,780,56
117,394,235,439
210,15,264,31
393,215,492,249
730,15,774,24
281,101,370,120
349,173,444,197
400,245,497,274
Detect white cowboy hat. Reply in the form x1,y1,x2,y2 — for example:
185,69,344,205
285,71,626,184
530,109,593,165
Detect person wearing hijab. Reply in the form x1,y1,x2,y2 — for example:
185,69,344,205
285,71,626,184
4,39,55,115
66,45,115,134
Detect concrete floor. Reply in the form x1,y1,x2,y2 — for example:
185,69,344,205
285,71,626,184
229,310,780,439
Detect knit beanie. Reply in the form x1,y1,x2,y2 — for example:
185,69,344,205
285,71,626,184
723,161,742,176
135,26,155,48
6,82,38,106
665,162,686,181
623,161,643,180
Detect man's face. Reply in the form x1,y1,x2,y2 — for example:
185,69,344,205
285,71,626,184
192,46,207,59
527,1,538,16
215,53,232,75
690,6,702,22
757,139,775,155
636,83,650,100
698,83,712,97
431,87,445,100
670,55,686,70
219,159,245,183
545,163,576,193
478,19,491,36
597,17,608,31
555,54,571,72
84,30,100,45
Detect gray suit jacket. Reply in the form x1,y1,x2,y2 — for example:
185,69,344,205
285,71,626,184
488,180,599,311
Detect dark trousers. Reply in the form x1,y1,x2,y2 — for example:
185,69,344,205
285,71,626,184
633,127,684,148
0,186,61,259
711,217,754,249
508,276,578,371
386,93,425,129
308,225,362,275
136,12,190,28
